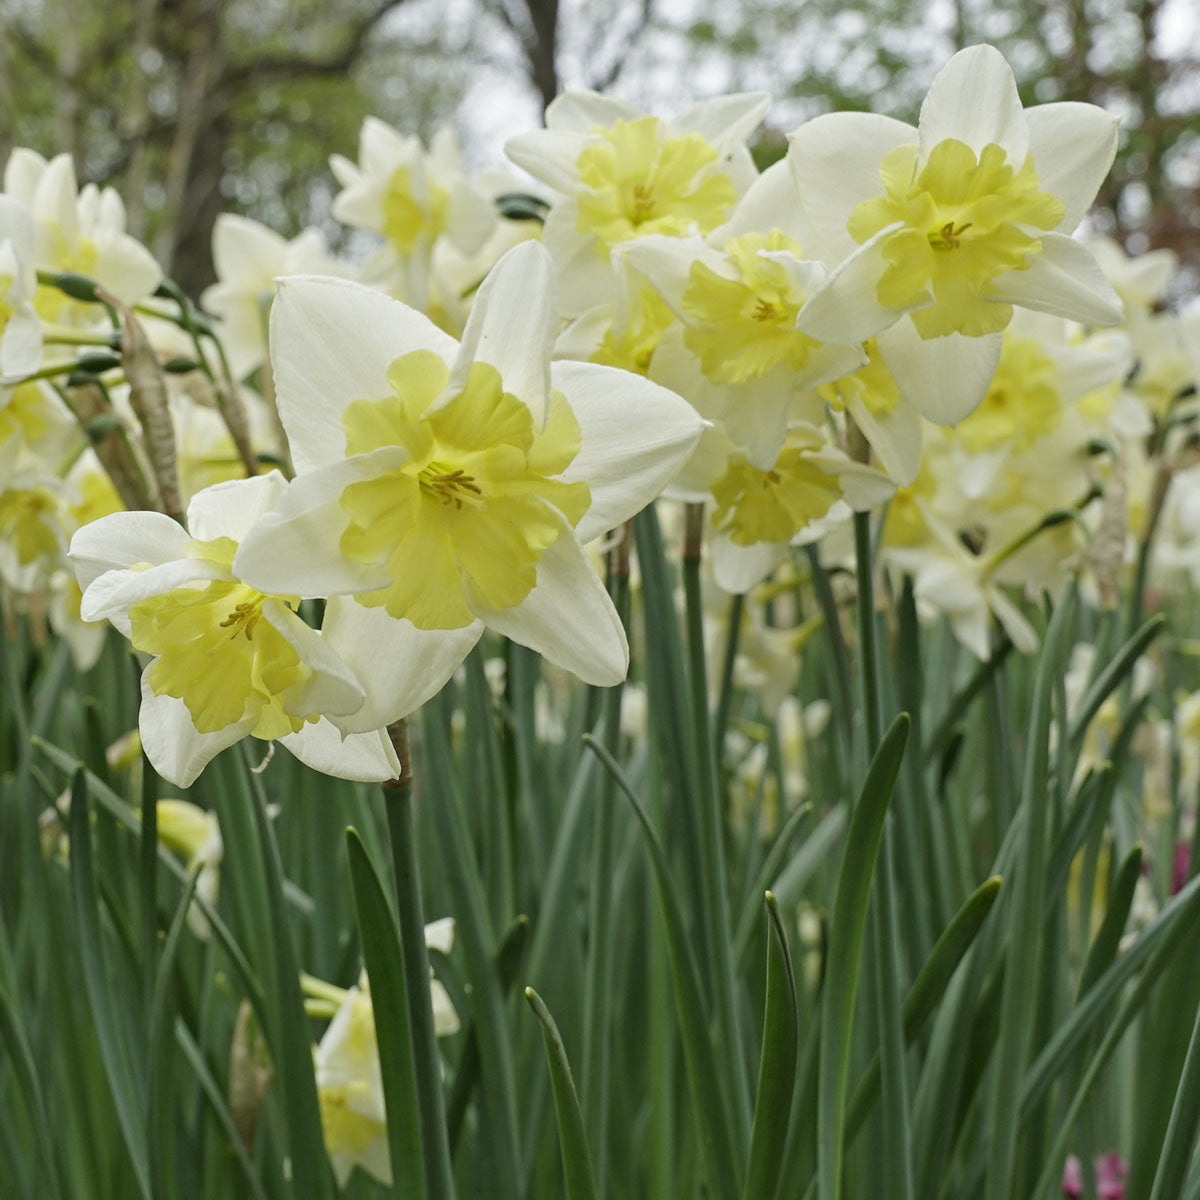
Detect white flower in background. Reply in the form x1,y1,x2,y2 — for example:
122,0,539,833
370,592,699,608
0,195,43,378
200,214,344,381
311,919,460,1188
674,421,894,594
155,798,223,939
331,121,495,312
506,89,769,315
69,471,399,788
0,436,70,591
234,242,705,728
3,148,161,323
787,44,1123,423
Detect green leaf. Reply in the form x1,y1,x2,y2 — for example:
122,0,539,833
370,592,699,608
345,827,426,1200
1068,613,1164,746
1077,842,1143,1001
146,863,201,1199
525,986,599,1200
583,732,742,1200
1149,997,1200,1200
0,984,65,1200
983,585,1074,1200
845,875,1004,1142
818,711,910,1200
742,893,799,1200
67,768,151,1199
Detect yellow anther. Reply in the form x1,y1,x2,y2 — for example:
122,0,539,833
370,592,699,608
219,600,262,639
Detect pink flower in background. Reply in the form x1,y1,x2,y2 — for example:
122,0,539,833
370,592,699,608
1063,1152,1129,1199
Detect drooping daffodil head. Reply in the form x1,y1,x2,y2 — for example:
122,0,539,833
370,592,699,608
69,471,401,788
787,44,1124,425
233,241,706,732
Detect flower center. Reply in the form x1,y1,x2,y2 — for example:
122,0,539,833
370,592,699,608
574,117,737,257
418,462,483,509
337,353,591,630
681,230,820,384
847,139,1065,339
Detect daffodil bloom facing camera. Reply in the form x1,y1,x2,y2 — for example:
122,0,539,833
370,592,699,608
69,472,400,787
506,89,768,315
234,242,705,728
787,44,1123,423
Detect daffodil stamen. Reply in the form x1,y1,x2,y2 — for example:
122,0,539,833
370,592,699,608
219,599,263,639
419,463,484,509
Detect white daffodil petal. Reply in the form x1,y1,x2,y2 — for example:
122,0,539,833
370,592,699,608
505,130,595,196
541,204,619,318
712,159,816,246
986,234,1124,327
186,471,290,543
270,276,457,474
447,241,554,429
424,917,455,954
92,232,162,305
80,558,230,627
320,597,484,733
719,372,793,470
710,533,788,595
847,393,923,487
551,359,706,543
918,44,1028,168
787,114,918,260
545,90,643,133
138,670,256,788
624,234,726,317
233,450,406,598
262,601,365,720
0,309,43,379
280,720,400,782
795,227,917,345
675,92,771,158
476,527,628,687
1026,103,1119,232
876,320,1004,425
70,510,192,592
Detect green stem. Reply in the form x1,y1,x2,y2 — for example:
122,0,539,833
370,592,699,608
383,721,456,1200
581,535,631,1198
682,503,752,1141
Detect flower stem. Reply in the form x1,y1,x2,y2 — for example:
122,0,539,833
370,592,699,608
383,719,456,1200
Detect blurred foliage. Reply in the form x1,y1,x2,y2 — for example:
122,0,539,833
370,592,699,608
1,0,1197,296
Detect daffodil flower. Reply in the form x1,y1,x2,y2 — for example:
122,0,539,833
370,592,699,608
330,120,495,312
786,44,1123,423
0,195,42,378
233,242,706,725
670,421,895,593
506,89,769,315
70,472,400,787
310,919,460,1188
200,214,344,381
3,148,161,325
627,160,866,466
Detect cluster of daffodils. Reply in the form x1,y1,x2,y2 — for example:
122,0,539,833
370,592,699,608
0,41,1196,801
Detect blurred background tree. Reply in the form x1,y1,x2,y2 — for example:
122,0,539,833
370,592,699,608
0,0,1196,298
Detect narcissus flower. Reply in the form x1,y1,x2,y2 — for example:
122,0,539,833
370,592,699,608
506,89,768,314
309,919,460,1188
70,472,400,787
330,121,495,311
3,148,161,324
200,213,344,381
787,44,1123,423
234,242,705,724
